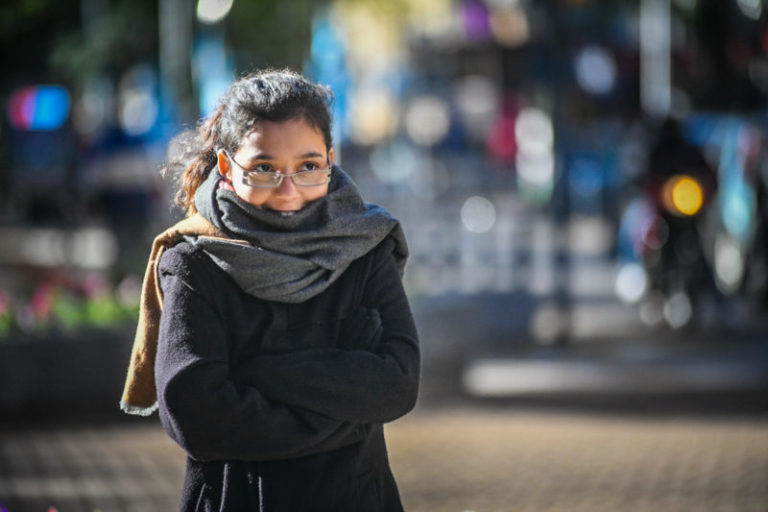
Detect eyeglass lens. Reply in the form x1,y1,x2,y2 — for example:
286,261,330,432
242,169,331,188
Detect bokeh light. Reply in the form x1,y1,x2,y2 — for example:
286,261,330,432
7,85,71,131
722,179,755,240
118,65,159,136
489,5,529,47
404,95,451,146
662,175,704,216
461,195,496,233
517,153,555,187
515,107,555,200
615,262,648,304
370,140,418,184
574,46,617,95
197,0,234,24
72,76,113,136
663,291,692,329
714,233,745,294
461,0,491,41
193,34,234,116
349,88,397,146
736,0,762,20
639,292,665,327
454,75,500,142
515,107,554,157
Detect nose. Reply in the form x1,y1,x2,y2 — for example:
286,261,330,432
275,173,298,195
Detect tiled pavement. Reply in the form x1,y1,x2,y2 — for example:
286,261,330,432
1,404,767,512
0,420,183,512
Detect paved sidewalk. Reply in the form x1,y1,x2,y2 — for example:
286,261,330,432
0,419,184,512
1,404,766,512
388,406,768,512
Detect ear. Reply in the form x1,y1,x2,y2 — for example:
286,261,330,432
328,148,335,167
216,150,230,179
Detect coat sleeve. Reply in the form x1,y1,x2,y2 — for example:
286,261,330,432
231,242,420,424
155,247,366,462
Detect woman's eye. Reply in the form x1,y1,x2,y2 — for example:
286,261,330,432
300,162,320,171
253,163,273,173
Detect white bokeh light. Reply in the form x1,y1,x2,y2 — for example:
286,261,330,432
515,107,555,200
714,234,745,294
197,0,234,24
404,95,451,146
737,0,762,20
515,107,554,157
614,262,648,304
118,65,158,136
517,153,555,187
663,292,692,329
454,75,500,141
461,196,496,234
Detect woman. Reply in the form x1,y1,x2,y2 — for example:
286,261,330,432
120,69,419,511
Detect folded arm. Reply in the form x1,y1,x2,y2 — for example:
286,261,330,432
232,246,420,424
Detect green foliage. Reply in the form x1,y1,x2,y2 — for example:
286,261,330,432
84,295,126,328
51,292,85,332
49,0,157,86
0,281,139,340
0,0,57,37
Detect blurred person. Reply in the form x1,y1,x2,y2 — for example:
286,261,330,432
120,69,418,511
645,117,716,193
640,116,718,327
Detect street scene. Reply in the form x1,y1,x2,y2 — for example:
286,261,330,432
2,0,768,510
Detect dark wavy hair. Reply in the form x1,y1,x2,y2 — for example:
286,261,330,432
166,69,334,215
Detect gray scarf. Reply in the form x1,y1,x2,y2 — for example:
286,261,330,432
190,166,408,303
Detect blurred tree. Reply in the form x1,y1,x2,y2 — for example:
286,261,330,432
0,0,80,87
49,0,158,87
224,0,332,71
0,0,157,90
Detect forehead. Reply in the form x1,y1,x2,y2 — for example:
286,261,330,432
238,118,326,153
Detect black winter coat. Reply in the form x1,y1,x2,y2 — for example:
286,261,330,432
155,236,419,511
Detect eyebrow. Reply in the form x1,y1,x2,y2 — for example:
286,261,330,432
244,151,325,163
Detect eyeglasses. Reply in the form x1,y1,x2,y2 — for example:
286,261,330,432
223,150,332,188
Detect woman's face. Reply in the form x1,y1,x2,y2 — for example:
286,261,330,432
217,117,334,213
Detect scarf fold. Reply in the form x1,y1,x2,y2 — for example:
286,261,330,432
190,165,408,303
121,165,408,416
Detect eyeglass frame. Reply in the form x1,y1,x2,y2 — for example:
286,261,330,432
221,150,333,189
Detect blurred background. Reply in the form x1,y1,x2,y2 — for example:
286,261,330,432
1,0,768,511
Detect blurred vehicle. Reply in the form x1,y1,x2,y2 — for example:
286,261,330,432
615,117,717,329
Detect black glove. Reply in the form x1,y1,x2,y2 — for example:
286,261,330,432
337,307,382,351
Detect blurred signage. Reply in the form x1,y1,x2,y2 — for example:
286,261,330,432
7,85,71,131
